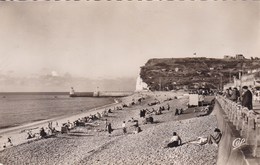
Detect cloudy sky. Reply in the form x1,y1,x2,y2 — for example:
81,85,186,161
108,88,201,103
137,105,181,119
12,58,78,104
0,1,259,91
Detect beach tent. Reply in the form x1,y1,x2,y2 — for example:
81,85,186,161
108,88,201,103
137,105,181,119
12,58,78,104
189,94,199,106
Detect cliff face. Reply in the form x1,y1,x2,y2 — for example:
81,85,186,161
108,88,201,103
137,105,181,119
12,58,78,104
140,57,260,91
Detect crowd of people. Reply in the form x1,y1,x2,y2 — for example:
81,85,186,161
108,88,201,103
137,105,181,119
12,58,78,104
223,86,253,110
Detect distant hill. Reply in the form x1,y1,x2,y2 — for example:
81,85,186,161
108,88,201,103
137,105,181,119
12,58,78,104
140,57,260,91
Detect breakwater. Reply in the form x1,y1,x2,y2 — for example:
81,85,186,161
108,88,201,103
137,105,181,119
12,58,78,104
70,91,133,97
215,95,260,165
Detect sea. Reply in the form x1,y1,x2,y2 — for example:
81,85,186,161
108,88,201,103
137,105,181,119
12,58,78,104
0,93,115,129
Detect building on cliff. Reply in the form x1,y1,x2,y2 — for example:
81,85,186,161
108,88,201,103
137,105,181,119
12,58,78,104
224,69,260,91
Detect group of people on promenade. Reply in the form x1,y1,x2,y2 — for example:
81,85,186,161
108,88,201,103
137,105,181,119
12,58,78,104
224,86,253,110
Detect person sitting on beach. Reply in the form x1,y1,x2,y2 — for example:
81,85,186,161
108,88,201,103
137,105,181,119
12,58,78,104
189,128,222,146
167,132,182,148
134,126,142,134
27,131,35,139
146,108,156,114
155,108,162,115
101,111,107,117
197,105,210,117
161,106,165,111
96,112,101,119
40,128,47,138
148,102,157,106
7,137,13,146
128,117,138,123
145,116,154,124
175,108,183,115
89,115,94,120
93,115,98,120
167,104,170,111
67,120,74,129
139,109,146,118
83,117,89,122
75,120,80,126
208,128,222,146
138,98,142,104
133,120,139,128
48,122,53,130
140,110,143,118
143,109,146,117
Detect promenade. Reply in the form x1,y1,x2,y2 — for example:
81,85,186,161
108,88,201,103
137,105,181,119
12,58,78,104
215,95,260,165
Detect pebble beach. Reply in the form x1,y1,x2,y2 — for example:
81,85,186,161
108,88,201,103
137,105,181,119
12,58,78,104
0,91,218,165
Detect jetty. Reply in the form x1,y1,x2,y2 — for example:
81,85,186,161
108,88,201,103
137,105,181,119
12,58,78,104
69,87,133,97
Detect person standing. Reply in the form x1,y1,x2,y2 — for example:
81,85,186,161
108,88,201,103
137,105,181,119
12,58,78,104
167,104,170,111
122,121,127,134
241,86,253,110
235,87,240,102
224,89,231,99
140,110,143,118
104,119,108,131
7,137,13,146
230,88,238,102
107,123,113,134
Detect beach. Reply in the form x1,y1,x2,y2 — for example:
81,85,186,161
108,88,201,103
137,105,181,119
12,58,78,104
0,91,218,165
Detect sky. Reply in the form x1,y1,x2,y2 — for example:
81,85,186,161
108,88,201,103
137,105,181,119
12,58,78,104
0,1,259,91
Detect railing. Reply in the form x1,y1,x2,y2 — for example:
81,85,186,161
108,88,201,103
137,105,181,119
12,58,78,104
216,95,260,157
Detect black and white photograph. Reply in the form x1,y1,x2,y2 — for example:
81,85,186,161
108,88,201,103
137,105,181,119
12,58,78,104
0,1,259,165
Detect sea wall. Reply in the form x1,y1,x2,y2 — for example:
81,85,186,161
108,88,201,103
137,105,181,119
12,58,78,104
214,96,260,165
213,102,247,165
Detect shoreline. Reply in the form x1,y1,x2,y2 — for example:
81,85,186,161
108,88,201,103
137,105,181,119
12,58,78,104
0,91,219,165
0,97,126,151
0,98,119,135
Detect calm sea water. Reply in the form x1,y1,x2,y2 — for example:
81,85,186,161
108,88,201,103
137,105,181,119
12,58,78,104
0,93,115,129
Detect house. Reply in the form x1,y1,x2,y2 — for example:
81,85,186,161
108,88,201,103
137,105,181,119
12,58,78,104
236,54,245,60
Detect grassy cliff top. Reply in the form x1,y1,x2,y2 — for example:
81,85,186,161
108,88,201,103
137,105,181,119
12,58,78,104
140,57,260,91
